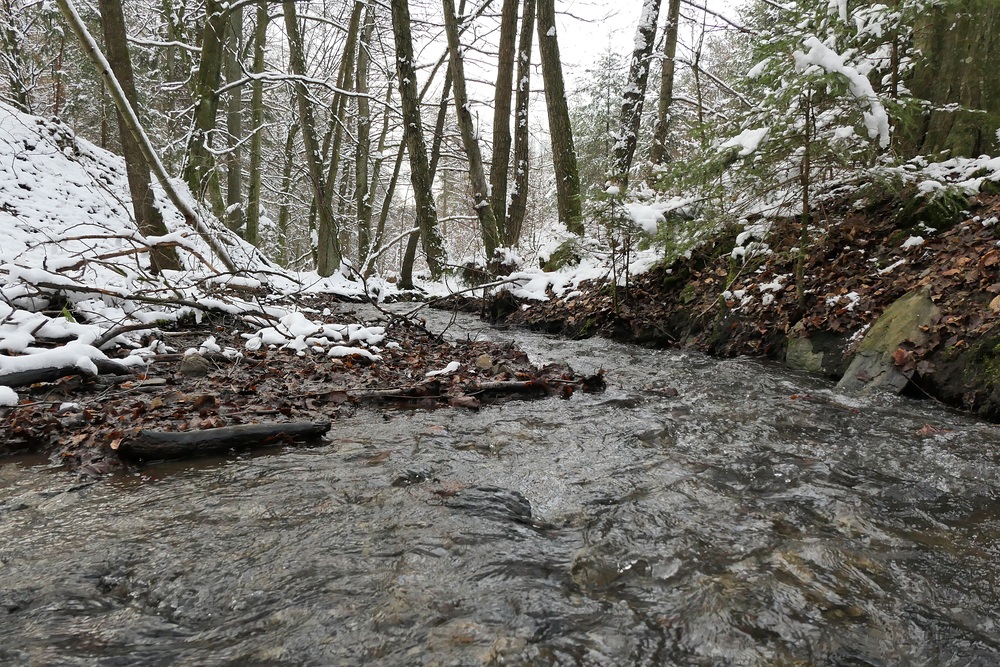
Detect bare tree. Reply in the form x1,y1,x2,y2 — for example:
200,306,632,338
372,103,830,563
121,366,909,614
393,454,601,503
650,0,681,165
507,0,536,247
612,0,661,185
244,0,268,247
284,0,341,275
536,0,583,234
182,0,227,211
390,0,445,284
491,0,519,245
442,0,501,260
54,0,238,273
97,0,181,272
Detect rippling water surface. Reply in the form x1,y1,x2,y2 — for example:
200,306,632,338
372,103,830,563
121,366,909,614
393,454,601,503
2,311,999,666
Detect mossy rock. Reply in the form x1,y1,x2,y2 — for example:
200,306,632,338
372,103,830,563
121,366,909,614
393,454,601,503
838,290,939,395
923,332,1000,420
892,185,968,233
785,322,852,379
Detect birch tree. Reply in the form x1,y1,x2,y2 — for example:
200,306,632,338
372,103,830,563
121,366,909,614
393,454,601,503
612,0,661,186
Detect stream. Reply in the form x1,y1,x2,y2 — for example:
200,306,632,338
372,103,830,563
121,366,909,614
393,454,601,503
2,310,999,666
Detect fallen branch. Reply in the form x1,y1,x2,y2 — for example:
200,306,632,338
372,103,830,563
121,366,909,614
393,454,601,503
0,359,131,388
116,420,331,461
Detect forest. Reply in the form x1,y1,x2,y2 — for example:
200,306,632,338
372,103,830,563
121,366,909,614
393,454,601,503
3,0,1000,458
7,3,1000,664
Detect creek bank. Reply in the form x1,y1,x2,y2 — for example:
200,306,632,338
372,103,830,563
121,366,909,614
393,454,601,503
0,302,604,474
484,192,1000,421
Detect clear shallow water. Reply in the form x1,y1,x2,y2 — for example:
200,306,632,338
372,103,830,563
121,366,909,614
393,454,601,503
2,312,999,666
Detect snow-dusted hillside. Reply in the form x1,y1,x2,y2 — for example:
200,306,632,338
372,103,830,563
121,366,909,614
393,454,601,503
0,104,389,405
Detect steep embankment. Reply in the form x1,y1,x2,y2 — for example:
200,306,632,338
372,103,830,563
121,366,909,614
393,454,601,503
495,189,1000,420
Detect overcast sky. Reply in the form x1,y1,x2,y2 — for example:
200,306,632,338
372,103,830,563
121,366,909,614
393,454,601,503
557,0,743,79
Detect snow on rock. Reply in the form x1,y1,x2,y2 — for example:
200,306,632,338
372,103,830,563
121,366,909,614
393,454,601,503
426,361,461,377
0,385,17,406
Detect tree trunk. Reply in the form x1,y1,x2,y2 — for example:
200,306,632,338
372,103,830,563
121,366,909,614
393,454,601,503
390,0,445,280
898,0,1000,158
650,0,680,165
507,0,535,247
276,117,299,267
355,4,375,263
97,0,181,273
442,0,501,260
283,0,341,275
536,0,584,235
55,0,238,274
223,3,244,234
244,0,268,247
0,0,32,112
182,0,227,207
612,0,660,186
491,0,519,246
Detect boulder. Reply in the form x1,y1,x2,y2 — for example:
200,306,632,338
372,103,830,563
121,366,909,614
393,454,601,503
785,322,852,378
837,290,939,395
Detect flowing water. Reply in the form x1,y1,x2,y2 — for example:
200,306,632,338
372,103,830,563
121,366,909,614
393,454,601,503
2,311,1000,666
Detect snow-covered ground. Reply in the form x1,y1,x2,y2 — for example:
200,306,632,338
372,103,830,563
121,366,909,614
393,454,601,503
0,104,399,405
0,103,663,407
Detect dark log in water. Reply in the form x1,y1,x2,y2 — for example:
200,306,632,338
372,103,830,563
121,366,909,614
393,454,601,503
117,421,331,462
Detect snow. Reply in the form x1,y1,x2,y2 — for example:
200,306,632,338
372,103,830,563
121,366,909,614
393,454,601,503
426,360,461,377
625,203,665,235
792,36,891,148
901,236,925,249
0,103,400,385
0,385,17,406
720,127,769,156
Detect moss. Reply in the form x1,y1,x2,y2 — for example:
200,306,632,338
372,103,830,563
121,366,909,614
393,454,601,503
542,239,583,271
893,185,968,233
680,283,699,304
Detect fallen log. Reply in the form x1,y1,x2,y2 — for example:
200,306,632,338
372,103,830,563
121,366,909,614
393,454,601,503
0,359,131,389
116,421,331,462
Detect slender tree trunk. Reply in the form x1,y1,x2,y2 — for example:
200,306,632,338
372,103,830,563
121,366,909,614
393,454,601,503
55,0,238,273
507,0,535,247
536,0,583,234
650,0,680,165
0,0,32,112
97,0,181,273
320,1,363,262
390,0,445,281
491,0,519,246
283,0,341,275
355,4,375,263
442,0,500,260
276,118,299,267
244,0,268,247
223,4,244,233
183,0,227,207
612,0,660,186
